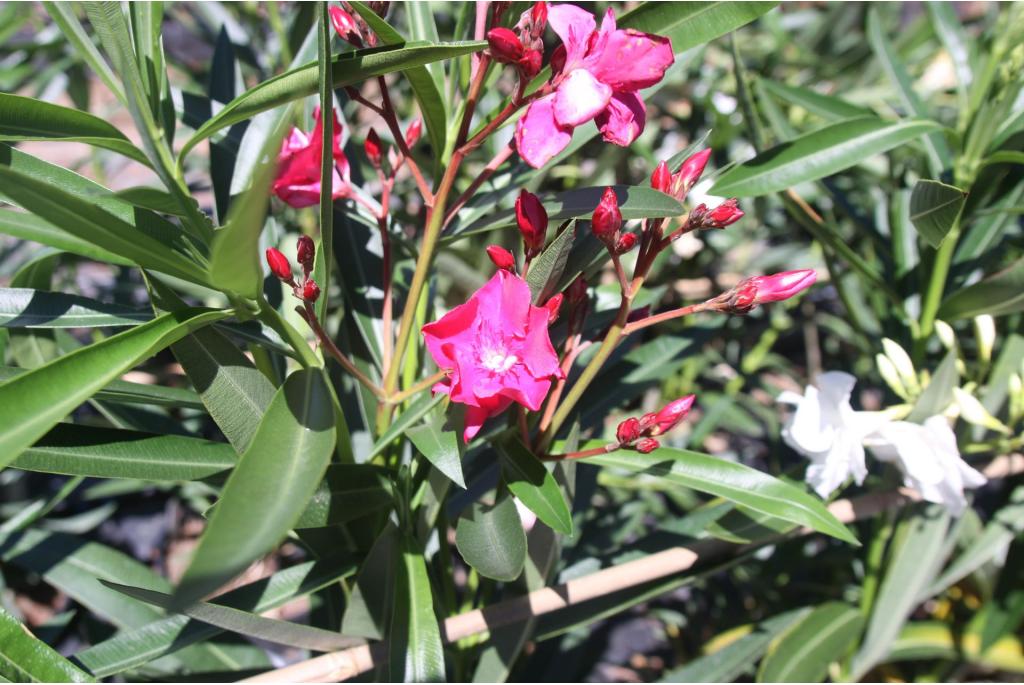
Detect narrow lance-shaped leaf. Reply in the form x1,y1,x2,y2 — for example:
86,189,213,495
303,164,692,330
388,535,446,682
407,421,466,489
172,367,336,608
0,308,228,470
498,438,573,536
757,602,864,683
617,2,779,56
0,607,95,683
0,288,151,328
938,256,1024,321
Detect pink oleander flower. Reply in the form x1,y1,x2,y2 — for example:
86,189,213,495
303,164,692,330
724,269,818,313
422,270,564,442
650,394,696,435
273,107,351,208
514,4,674,168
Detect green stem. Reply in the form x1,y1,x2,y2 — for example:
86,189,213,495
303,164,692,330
257,295,320,369
919,223,960,342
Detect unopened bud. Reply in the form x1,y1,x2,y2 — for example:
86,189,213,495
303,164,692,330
486,245,516,271
650,395,695,435
531,1,548,35
635,437,660,454
296,235,315,273
672,148,712,197
515,189,548,256
975,315,995,365
404,118,422,148
543,293,563,324
302,278,321,302
518,49,543,79
615,232,638,254
329,7,362,44
266,247,292,281
651,160,672,193
722,269,817,314
487,27,525,64
934,319,956,350
364,129,383,167
616,417,641,444
591,187,622,244
638,412,658,432
706,198,743,228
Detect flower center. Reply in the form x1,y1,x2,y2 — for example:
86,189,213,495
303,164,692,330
480,346,518,373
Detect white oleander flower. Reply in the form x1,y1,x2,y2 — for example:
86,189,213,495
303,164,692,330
864,415,987,517
777,371,889,499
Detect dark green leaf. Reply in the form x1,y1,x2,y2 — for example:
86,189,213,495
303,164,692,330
709,117,942,197
758,602,864,682
757,78,873,121
0,606,95,682
0,366,203,410
526,222,577,304
455,493,527,582
368,392,444,459
618,2,778,55
0,210,132,266
172,368,336,607
938,257,1024,320
295,464,393,528
0,308,227,470
388,534,446,682
407,421,465,489
11,424,235,481
585,444,858,544
498,438,573,536
909,179,967,248
0,288,151,328
110,186,186,216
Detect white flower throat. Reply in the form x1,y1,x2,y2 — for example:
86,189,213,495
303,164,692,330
480,346,518,373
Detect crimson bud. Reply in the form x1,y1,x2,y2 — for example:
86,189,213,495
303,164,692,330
302,279,321,302
543,293,563,324
487,27,525,63
549,44,567,75
591,187,622,243
364,129,383,167
486,245,516,271
518,49,543,79
265,247,292,281
531,2,548,33
296,235,315,272
707,198,744,228
329,7,362,44
672,148,712,197
615,232,638,254
651,160,672,194
616,417,641,444
515,189,548,256
723,269,817,314
404,118,422,148
651,395,696,435
635,437,660,454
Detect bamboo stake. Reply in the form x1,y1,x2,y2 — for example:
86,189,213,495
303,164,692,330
243,454,1024,683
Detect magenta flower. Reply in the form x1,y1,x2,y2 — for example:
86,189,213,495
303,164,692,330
273,107,351,209
422,270,564,442
514,4,674,168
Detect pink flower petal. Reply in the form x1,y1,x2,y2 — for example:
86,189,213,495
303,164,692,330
553,69,613,127
595,91,646,146
587,29,674,92
515,94,574,168
547,3,596,67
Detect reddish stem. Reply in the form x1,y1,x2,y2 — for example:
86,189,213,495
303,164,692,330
621,301,714,337
542,444,619,461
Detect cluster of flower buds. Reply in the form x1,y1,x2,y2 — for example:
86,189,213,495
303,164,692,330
266,237,321,303
590,187,635,254
616,395,696,453
487,2,547,79
650,149,744,233
328,5,370,47
713,269,817,315
516,189,548,259
687,198,744,230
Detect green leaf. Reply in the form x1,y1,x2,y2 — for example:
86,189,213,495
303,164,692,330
526,222,577,304
368,392,445,459
455,492,527,582
388,534,446,682
407,421,466,489
314,2,335,322
295,464,394,528
909,180,967,248
618,2,778,55
10,424,235,481
102,581,363,651
450,185,684,241
0,210,131,266
889,622,1024,672
110,186,186,215
938,256,1024,320
757,78,873,121
709,117,942,197
75,558,355,677
0,606,95,683
660,608,810,683
0,366,203,409
180,40,485,162
498,438,573,536
43,1,126,104
0,164,209,285
0,93,150,166
0,288,151,328
0,308,227,470
757,602,864,683
350,2,448,166
172,367,336,607
851,504,952,680
906,350,958,423
170,326,277,454
584,444,858,545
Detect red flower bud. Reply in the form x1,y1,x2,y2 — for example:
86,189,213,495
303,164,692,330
707,198,743,228
651,395,695,436
591,187,622,243
296,235,315,272
515,189,548,256
615,232,638,254
486,245,516,271
723,269,817,314
550,44,567,75
518,49,543,79
635,437,660,454
404,118,422,148
616,417,641,444
531,1,548,34
364,129,383,167
638,412,658,432
567,275,588,304
672,148,712,197
302,278,321,302
265,247,292,281
487,27,525,64
651,160,672,194
329,7,362,44
543,293,563,324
